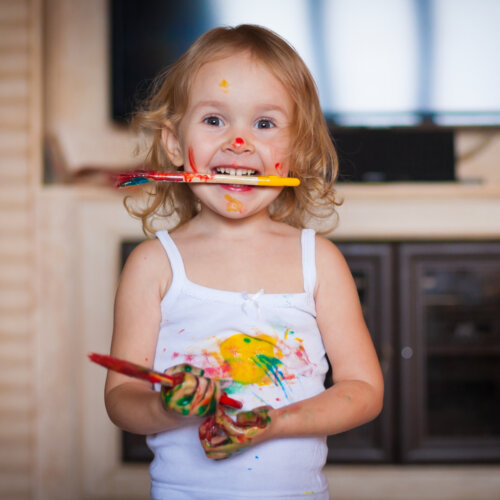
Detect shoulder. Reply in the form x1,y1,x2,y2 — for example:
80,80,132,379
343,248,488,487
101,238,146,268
313,234,353,297
314,234,348,271
124,237,168,270
120,237,172,298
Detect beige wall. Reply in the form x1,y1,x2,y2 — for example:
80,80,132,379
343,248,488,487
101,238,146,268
0,0,499,499
0,0,40,498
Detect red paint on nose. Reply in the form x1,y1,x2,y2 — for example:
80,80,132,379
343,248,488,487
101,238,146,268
233,137,244,148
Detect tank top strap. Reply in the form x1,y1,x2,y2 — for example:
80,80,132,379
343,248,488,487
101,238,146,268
156,230,188,286
301,228,317,296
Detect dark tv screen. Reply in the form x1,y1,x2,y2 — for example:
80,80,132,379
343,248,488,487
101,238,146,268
111,0,500,128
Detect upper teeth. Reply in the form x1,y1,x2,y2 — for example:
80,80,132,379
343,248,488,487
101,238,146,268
215,167,257,176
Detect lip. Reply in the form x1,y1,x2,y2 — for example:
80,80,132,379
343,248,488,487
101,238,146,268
220,184,254,193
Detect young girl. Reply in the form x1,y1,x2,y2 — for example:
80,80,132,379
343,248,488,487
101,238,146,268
105,24,383,499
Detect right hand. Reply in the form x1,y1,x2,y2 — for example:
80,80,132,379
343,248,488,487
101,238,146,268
161,364,221,417
199,405,272,460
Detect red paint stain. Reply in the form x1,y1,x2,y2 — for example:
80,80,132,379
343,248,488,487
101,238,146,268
178,328,185,334
295,344,312,365
183,172,215,183
233,137,244,148
188,147,198,172
275,162,285,176
144,357,149,362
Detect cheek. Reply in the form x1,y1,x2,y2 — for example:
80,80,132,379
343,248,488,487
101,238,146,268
188,147,198,172
274,162,286,176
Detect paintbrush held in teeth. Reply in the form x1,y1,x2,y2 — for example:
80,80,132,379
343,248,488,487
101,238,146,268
88,352,242,409
115,170,300,188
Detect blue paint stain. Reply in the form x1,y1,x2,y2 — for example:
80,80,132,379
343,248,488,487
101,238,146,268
120,177,149,187
252,354,290,399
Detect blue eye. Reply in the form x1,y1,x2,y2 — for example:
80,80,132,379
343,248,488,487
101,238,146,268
255,119,275,129
204,116,223,126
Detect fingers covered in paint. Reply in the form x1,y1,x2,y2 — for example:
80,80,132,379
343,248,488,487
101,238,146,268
199,405,272,460
161,364,221,417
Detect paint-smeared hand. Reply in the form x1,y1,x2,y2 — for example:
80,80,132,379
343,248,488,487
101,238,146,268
199,405,272,460
161,364,221,417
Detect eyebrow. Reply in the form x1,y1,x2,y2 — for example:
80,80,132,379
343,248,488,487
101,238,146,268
191,100,289,116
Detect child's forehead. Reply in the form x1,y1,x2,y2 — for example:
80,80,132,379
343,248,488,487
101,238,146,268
190,51,284,92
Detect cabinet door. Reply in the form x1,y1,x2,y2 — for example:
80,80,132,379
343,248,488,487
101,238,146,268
399,243,500,462
326,243,394,462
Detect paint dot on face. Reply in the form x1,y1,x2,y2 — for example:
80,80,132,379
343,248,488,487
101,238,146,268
275,162,285,176
224,193,245,213
218,79,230,93
233,137,244,148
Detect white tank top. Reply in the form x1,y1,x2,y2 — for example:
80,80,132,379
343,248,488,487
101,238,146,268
147,229,330,499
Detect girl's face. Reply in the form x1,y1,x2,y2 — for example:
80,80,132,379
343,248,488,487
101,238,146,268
163,51,294,220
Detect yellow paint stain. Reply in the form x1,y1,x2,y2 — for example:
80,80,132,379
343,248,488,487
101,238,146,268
220,333,278,385
219,79,230,93
224,193,244,213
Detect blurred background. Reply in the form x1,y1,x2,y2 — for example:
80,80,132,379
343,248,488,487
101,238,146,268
1,0,499,498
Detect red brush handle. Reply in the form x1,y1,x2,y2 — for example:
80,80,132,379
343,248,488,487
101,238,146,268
88,353,242,409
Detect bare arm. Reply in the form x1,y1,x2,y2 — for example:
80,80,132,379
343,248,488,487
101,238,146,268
201,235,384,458
104,239,193,435
268,235,384,438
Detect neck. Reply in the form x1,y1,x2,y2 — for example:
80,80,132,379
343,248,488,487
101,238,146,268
190,206,276,238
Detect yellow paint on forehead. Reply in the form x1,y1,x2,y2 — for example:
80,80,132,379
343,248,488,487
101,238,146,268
224,193,244,213
218,79,230,93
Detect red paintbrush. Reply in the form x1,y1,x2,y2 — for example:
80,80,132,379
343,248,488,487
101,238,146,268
88,353,242,409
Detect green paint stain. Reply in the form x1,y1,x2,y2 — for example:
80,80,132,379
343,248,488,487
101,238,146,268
223,381,244,394
209,397,217,414
243,337,252,343
177,395,194,406
252,354,289,398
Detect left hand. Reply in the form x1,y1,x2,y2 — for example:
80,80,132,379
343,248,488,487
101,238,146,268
199,405,272,460
161,364,221,417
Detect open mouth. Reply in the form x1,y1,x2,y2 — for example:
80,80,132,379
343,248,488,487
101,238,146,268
214,167,258,176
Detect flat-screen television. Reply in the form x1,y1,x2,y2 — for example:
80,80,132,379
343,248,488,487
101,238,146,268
111,0,500,128
110,0,500,181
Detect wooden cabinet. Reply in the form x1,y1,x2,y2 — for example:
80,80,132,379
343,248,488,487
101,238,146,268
399,242,500,462
327,241,500,463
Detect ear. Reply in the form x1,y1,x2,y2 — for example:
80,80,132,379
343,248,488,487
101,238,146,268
161,122,184,167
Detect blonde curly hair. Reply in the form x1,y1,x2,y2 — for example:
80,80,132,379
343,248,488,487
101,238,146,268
127,24,341,236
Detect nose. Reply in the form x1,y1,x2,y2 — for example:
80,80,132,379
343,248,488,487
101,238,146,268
223,135,254,154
